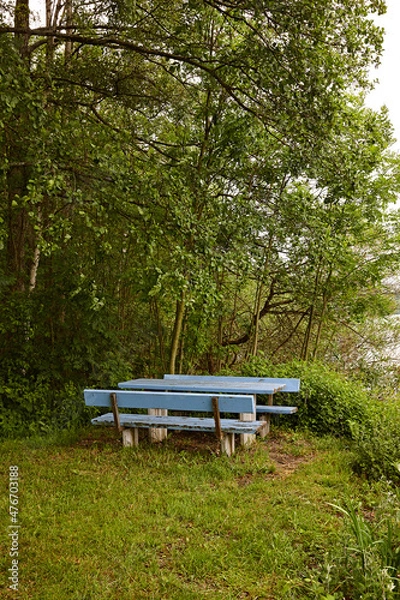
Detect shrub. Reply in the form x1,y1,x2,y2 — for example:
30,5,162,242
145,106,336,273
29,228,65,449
235,356,400,484
0,376,89,439
0,344,133,439
350,400,400,484
237,357,371,438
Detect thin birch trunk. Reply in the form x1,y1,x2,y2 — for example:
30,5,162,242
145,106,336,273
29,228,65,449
64,0,73,63
29,207,42,292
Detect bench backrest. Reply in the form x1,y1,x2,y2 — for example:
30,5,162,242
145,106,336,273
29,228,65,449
84,389,256,414
163,374,300,393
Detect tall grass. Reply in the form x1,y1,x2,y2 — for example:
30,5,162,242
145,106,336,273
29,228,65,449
335,500,399,596
306,494,400,599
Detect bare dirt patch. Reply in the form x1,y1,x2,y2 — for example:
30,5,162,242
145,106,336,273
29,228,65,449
74,427,121,449
266,433,316,478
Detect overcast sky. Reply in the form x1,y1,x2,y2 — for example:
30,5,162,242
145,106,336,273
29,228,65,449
365,0,400,150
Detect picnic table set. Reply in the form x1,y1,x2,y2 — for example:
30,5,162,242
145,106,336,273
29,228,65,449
84,375,300,456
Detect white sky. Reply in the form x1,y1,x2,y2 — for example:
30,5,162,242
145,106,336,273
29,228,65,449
365,0,400,150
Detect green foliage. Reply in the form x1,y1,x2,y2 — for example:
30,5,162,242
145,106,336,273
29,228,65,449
0,345,134,440
350,400,400,484
1,0,400,434
0,376,88,439
238,357,371,438
237,357,400,484
311,496,400,599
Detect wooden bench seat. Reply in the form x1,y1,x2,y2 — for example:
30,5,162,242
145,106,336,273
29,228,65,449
92,413,263,434
84,389,267,456
255,406,298,415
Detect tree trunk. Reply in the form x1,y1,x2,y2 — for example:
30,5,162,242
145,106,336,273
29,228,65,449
5,158,29,292
311,275,331,359
301,261,324,361
46,0,55,64
14,0,30,59
301,305,315,361
64,0,73,63
178,316,187,374
250,278,263,356
168,295,185,375
29,207,42,292
153,299,166,371
5,0,31,290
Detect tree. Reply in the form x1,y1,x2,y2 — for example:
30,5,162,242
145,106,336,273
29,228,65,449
0,0,398,433
220,97,400,364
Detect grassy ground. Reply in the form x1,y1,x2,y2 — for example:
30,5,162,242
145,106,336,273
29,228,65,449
0,428,396,599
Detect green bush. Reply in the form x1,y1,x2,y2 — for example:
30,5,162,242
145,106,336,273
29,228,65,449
237,357,371,438
0,376,89,439
350,400,400,484
235,357,400,484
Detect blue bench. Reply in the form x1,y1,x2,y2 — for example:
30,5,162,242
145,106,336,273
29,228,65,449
84,389,268,456
163,375,299,419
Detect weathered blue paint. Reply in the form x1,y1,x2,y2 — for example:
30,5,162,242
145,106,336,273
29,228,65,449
91,413,266,434
163,374,300,393
161,375,299,415
118,378,285,394
256,406,298,414
84,377,300,453
84,390,255,414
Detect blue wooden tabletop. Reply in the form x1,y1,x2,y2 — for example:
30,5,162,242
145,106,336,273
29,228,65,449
118,378,285,395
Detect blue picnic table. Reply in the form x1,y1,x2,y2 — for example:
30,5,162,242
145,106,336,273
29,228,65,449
118,377,285,396
85,376,299,455
117,377,295,443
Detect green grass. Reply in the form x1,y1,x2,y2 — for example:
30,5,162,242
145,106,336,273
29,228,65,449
0,428,398,599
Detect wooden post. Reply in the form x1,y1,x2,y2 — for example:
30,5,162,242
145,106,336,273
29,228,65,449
111,392,138,447
220,433,235,456
212,397,234,455
111,393,122,433
212,397,223,442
